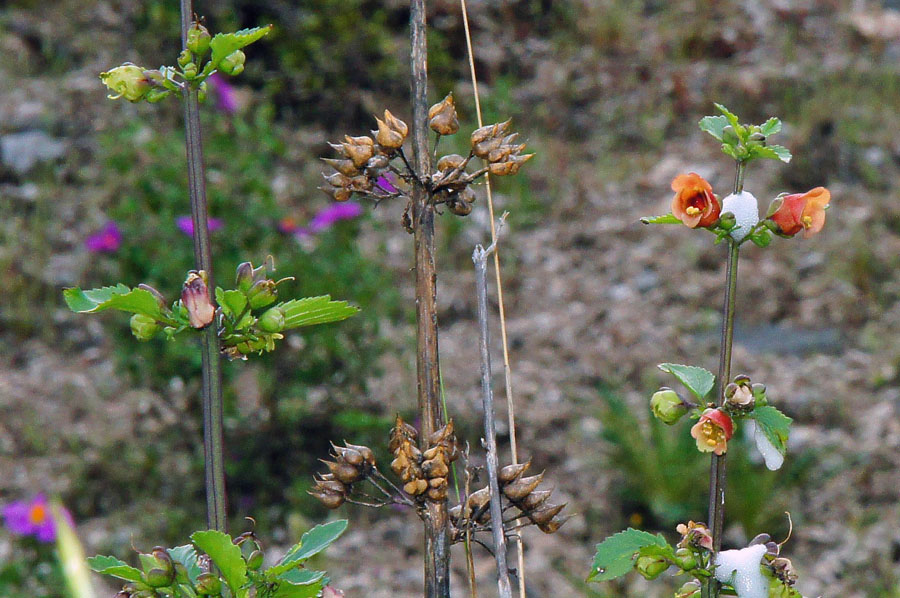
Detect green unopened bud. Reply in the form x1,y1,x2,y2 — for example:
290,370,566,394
750,228,771,248
195,572,221,595
635,554,668,580
143,547,175,587
650,388,687,425
145,88,171,103
100,64,151,102
751,382,767,406
676,580,701,598
197,81,208,103
247,279,277,309
235,262,255,292
748,131,766,146
219,50,246,76
722,125,740,145
187,23,212,56
182,62,198,79
130,314,160,341
177,49,193,68
718,211,737,230
247,549,264,570
674,547,697,571
257,306,285,333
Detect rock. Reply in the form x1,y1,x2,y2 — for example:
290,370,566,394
1,130,66,173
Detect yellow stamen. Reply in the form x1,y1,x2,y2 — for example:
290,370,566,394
685,206,701,216
801,215,812,228
28,504,47,524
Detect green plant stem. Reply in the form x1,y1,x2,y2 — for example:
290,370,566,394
473,242,513,598
705,161,745,598
409,1,450,597
180,0,227,533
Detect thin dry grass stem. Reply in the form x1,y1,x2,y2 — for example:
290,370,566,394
459,2,527,596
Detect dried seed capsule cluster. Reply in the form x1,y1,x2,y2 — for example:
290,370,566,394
449,458,568,538
321,93,532,222
309,441,376,509
389,415,458,501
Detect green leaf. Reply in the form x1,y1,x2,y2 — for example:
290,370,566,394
280,297,359,330
699,115,728,141
587,528,668,582
752,406,792,455
759,117,782,137
217,288,248,319
272,580,324,598
87,555,143,583
748,145,792,164
273,520,348,576
168,545,202,585
714,103,742,132
209,26,273,68
657,363,715,400
191,530,248,595
639,213,681,225
277,569,326,585
64,285,164,320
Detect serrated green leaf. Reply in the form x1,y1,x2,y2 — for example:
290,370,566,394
168,545,202,585
748,144,792,164
721,143,744,160
191,530,248,595
273,520,347,576
87,555,144,583
217,288,247,319
759,117,782,137
699,115,728,141
752,406,792,455
272,580,324,598
209,26,273,69
64,286,164,320
714,103,742,131
657,363,715,400
768,144,792,163
639,213,681,225
587,528,667,582
280,297,359,330
637,543,675,560
278,569,326,585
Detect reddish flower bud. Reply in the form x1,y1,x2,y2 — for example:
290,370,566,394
769,187,830,238
181,271,215,329
670,173,720,228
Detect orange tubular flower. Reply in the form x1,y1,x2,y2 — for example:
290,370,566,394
769,187,830,238
690,408,733,456
671,173,720,228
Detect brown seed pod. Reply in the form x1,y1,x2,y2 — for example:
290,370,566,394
528,503,566,525
332,444,364,467
502,472,544,501
519,488,552,510
384,110,409,138
422,446,440,461
473,136,505,160
310,489,345,509
428,419,454,446
342,137,375,168
390,453,411,478
374,116,405,150
403,479,429,496
428,93,459,136
447,198,472,216
313,478,346,495
436,153,466,173
448,504,462,522
537,516,568,534
322,460,362,485
428,476,448,490
465,487,490,517
427,486,448,501
422,457,449,479
344,442,376,466
323,172,351,188
498,459,532,485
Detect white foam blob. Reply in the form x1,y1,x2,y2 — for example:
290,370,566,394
721,191,759,242
748,420,785,470
714,544,769,598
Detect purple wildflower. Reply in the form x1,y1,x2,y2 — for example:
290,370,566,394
207,73,238,115
84,221,122,254
176,216,224,237
308,202,363,233
375,173,399,194
2,494,56,542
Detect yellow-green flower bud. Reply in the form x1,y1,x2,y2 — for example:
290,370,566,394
177,49,193,68
186,23,212,56
219,50,246,76
674,547,697,571
257,306,285,333
635,554,668,580
247,279,277,309
676,580,701,598
247,549,264,570
130,314,160,341
99,64,151,102
195,572,221,595
182,62,198,79
650,387,687,425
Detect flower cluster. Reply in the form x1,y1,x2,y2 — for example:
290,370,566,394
309,442,377,509
321,93,532,226
387,416,458,502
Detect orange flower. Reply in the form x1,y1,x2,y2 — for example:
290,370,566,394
671,173,720,228
690,408,733,455
769,187,830,238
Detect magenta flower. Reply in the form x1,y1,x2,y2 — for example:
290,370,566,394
207,73,238,115
308,202,363,233
375,173,399,194
176,216,224,237
3,494,57,542
84,221,122,253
